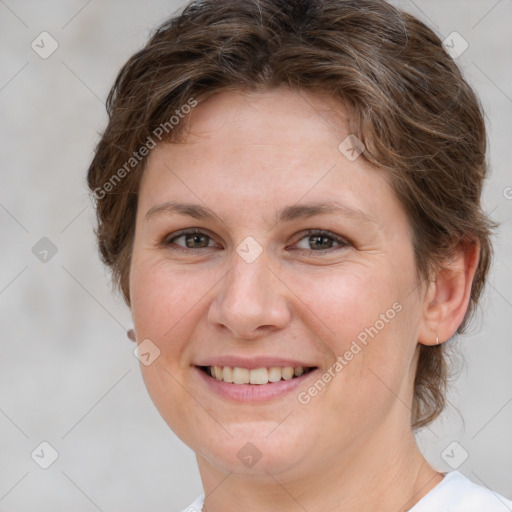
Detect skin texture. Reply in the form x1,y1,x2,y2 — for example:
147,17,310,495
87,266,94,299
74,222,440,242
129,88,478,511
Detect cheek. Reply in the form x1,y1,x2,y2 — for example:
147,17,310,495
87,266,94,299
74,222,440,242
130,256,215,340
290,262,418,393
129,257,218,439
292,264,400,346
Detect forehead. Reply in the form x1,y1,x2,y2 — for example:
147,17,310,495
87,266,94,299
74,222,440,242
146,88,352,177
138,88,399,228
183,87,350,141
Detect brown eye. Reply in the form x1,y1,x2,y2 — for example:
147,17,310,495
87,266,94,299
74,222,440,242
293,230,349,252
183,233,210,248
165,229,216,251
308,234,335,250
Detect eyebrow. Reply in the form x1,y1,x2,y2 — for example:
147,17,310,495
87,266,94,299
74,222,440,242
144,199,375,225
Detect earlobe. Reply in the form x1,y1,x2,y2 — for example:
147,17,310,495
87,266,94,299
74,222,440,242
418,240,480,346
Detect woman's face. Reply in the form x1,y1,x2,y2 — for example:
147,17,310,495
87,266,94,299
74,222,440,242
129,88,426,478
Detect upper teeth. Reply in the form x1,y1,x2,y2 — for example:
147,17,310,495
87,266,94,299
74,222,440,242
207,365,306,384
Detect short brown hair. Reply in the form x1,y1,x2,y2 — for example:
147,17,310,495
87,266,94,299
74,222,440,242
87,0,495,429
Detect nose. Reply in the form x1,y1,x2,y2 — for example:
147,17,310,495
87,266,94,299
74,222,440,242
208,254,291,341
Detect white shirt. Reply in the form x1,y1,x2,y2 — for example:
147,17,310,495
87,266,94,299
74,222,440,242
179,471,512,511
409,471,512,511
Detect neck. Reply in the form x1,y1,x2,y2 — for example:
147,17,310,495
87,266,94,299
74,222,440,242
196,419,443,512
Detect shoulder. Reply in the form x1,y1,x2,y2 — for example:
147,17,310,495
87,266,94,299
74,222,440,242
411,471,512,512
178,494,205,512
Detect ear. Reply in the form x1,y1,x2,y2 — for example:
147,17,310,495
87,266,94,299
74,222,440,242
418,240,480,346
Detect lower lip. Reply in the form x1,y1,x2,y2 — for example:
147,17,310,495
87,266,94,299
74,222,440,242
194,366,318,402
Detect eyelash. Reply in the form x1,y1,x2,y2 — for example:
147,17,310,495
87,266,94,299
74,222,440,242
162,228,351,254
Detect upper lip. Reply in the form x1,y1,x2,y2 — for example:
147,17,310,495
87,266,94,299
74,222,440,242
194,356,317,369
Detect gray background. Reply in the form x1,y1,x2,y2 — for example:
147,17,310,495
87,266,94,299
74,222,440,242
1,1,511,510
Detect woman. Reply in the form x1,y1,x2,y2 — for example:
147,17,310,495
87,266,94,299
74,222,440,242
87,0,511,510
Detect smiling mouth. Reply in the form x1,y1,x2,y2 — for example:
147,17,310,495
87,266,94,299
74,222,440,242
198,365,317,385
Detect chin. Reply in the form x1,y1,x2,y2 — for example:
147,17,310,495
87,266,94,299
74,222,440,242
184,416,313,477
198,434,309,478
